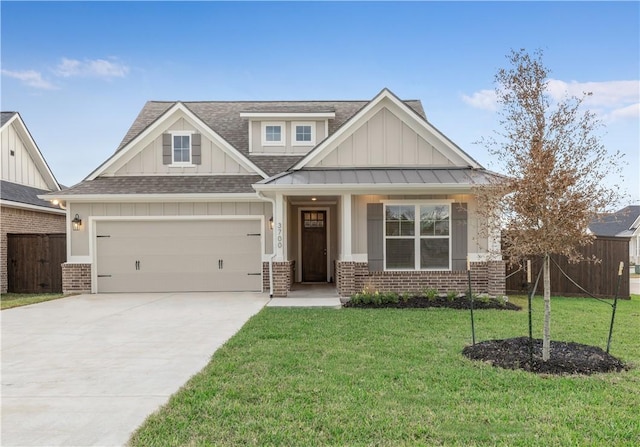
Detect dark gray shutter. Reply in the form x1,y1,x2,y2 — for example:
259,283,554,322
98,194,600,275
367,203,384,272
451,203,468,271
191,133,201,165
162,134,172,165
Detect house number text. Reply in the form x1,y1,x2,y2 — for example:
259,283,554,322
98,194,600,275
277,222,283,248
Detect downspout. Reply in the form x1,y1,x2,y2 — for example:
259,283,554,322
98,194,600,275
257,192,277,298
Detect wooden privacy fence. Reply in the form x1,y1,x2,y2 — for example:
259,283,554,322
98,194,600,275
7,233,66,293
505,236,630,299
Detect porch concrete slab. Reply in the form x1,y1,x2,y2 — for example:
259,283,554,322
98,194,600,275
267,297,342,308
1,292,269,447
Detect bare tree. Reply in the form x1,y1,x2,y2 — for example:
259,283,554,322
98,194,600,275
477,49,623,361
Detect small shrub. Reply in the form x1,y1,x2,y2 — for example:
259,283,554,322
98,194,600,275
401,291,411,302
423,288,438,300
447,291,458,302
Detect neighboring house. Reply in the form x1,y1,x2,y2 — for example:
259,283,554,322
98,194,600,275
1,112,66,293
44,88,506,297
589,205,640,266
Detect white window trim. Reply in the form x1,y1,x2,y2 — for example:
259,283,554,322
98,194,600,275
170,131,195,166
382,201,452,271
291,121,315,146
261,121,285,146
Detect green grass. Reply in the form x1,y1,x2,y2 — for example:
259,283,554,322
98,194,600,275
129,296,640,446
0,293,65,310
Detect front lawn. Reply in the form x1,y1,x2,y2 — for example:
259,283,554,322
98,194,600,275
129,296,639,446
0,293,65,310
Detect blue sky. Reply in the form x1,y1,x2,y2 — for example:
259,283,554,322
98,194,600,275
2,1,639,204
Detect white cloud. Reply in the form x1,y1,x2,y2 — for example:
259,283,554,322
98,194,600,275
1,69,58,90
55,57,129,79
463,79,640,122
606,103,640,121
547,79,639,108
461,89,497,111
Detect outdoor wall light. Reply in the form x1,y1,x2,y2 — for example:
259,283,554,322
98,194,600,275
269,216,274,230
72,214,82,231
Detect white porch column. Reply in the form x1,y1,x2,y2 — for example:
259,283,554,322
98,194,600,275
341,193,352,261
274,193,286,261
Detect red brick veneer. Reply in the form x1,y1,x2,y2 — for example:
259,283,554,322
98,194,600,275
61,263,92,294
336,261,506,298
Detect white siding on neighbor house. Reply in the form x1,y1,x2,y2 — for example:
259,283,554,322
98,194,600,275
68,201,273,258
250,120,327,154
113,117,250,176
1,122,49,189
312,107,464,168
350,194,488,257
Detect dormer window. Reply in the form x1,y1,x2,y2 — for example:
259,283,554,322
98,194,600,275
292,122,315,146
262,122,285,146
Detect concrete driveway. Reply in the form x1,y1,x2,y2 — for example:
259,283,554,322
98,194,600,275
1,292,269,447
631,277,640,295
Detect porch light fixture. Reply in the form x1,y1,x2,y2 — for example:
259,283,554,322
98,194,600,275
72,214,82,231
269,216,274,230
311,197,317,201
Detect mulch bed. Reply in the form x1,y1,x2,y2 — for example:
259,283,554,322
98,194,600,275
462,337,628,375
343,295,522,311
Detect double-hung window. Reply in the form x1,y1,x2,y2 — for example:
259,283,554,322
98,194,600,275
384,203,451,270
292,122,315,146
262,122,285,146
172,133,191,164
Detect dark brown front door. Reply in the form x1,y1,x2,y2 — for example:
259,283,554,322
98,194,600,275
301,210,327,282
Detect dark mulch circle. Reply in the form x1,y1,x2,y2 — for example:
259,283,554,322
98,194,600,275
343,295,522,311
462,336,628,375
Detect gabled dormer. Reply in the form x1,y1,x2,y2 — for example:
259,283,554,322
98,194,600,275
239,109,336,155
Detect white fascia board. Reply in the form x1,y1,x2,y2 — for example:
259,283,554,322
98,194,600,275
292,88,482,170
239,112,335,119
87,103,269,181
5,113,61,191
1,199,66,215
43,193,263,203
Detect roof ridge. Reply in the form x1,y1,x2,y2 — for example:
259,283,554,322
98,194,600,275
146,99,421,104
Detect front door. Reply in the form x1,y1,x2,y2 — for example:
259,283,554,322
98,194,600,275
301,210,327,282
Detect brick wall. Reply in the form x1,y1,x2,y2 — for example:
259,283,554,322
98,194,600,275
336,261,506,298
268,260,295,297
61,263,91,294
1,205,66,293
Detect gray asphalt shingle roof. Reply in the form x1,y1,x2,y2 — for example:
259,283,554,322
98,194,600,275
1,112,17,127
116,99,426,176
51,175,263,195
589,205,640,237
1,180,62,209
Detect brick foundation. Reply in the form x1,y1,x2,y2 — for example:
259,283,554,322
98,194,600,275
1,205,66,293
263,260,295,297
336,260,506,298
62,263,92,294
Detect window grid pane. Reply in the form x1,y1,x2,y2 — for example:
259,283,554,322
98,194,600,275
386,239,415,269
296,125,312,141
420,238,449,269
266,126,281,142
173,135,190,163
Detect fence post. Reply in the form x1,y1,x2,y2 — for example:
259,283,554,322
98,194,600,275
606,261,624,353
467,257,475,345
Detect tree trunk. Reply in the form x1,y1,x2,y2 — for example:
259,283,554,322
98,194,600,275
542,254,551,361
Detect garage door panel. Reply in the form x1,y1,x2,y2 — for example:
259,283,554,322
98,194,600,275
96,220,262,293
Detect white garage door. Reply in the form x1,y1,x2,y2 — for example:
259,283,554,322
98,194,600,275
95,220,262,293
